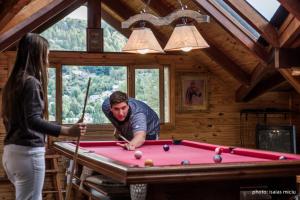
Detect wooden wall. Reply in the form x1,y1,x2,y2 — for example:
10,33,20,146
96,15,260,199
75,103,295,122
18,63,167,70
0,51,299,199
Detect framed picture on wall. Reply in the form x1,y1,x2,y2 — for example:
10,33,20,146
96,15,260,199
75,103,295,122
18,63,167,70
179,73,208,111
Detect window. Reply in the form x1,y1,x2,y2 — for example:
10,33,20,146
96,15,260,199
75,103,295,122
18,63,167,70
212,0,260,40
48,63,170,125
41,6,87,51
133,66,170,123
41,6,127,52
48,67,56,121
62,65,127,124
245,0,280,21
135,68,160,115
102,20,127,52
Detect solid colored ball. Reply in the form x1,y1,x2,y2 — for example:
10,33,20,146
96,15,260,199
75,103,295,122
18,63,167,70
144,159,154,167
279,156,286,160
215,147,222,155
181,160,190,165
163,144,170,151
134,150,142,159
213,154,222,163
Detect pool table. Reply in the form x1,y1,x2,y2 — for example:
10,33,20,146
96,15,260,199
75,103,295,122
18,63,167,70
53,140,300,200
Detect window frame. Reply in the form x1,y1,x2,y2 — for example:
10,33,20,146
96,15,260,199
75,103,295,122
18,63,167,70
49,62,172,128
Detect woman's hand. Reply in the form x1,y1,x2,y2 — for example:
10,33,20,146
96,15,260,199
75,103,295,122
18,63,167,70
61,122,87,137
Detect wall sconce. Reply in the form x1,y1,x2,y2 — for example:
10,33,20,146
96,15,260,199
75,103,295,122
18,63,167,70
122,1,210,54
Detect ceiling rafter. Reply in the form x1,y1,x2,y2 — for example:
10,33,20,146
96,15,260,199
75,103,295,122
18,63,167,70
140,0,250,86
101,0,168,46
0,0,55,35
0,0,83,52
192,0,270,65
236,64,276,102
202,43,250,86
278,14,300,47
279,69,300,93
0,0,32,31
224,0,279,47
277,0,300,21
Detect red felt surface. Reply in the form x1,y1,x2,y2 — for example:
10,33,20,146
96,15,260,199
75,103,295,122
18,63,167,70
75,140,300,167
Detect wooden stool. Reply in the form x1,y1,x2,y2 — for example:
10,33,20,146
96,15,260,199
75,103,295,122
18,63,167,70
43,153,64,200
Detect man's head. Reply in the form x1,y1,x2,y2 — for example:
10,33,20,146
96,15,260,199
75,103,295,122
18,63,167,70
109,91,129,121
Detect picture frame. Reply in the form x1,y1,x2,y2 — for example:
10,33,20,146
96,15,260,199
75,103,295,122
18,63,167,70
178,73,208,111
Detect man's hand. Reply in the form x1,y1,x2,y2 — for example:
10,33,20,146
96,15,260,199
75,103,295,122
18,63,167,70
116,142,136,151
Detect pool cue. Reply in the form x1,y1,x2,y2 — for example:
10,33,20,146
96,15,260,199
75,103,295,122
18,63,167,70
65,77,91,200
118,134,130,143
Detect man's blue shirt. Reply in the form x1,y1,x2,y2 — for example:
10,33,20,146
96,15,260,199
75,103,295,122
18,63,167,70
102,98,160,140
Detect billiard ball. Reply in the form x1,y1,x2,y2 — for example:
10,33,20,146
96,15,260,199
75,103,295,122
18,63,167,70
181,160,190,165
213,154,222,163
134,150,142,159
279,155,286,160
215,147,222,155
144,159,154,167
163,144,170,151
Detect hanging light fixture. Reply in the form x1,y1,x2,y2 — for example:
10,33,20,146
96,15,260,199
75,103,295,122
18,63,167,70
164,23,209,52
164,1,209,52
122,26,164,54
121,0,209,54
122,1,163,54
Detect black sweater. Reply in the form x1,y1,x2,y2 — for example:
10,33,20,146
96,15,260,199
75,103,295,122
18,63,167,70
4,76,61,147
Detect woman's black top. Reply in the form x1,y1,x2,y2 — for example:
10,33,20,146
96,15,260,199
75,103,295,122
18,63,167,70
4,76,61,147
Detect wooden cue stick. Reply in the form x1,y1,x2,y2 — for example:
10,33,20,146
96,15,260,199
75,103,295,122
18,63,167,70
65,77,91,200
118,134,130,143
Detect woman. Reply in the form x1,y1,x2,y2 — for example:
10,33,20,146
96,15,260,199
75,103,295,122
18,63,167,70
1,33,87,200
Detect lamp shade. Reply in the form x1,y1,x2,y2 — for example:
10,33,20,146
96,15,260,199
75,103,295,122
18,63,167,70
122,27,164,54
164,24,209,52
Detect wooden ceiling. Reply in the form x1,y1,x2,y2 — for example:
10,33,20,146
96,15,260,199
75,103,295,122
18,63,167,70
0,0,300,101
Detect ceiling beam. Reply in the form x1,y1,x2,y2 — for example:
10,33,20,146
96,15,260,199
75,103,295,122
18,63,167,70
238,72,285,102
0,0,32,31
277,0,300,21
279,69,300,93
235,64,277,102
0,0,55,35
224,0,278,47
193,0,270,65
202,43,250,86
0,0,82,52
279,15,300,47
275,47,300,68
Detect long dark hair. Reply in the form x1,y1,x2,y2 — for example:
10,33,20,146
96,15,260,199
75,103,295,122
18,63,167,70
1,33,49,124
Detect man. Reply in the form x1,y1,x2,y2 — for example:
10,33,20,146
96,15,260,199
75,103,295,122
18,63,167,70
102,91,160,150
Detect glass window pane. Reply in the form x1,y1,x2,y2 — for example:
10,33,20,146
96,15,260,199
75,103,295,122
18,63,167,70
164,67,170,123
135,69,160,116
213,0,260,40
246,0,280,21
102,20,128,52
41,6,87,51
62,66,127,124
48,67,56,121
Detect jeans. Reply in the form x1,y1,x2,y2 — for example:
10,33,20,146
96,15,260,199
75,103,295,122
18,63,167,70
2,144,45,200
